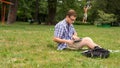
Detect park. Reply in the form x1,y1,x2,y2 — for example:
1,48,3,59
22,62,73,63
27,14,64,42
0,0,120,68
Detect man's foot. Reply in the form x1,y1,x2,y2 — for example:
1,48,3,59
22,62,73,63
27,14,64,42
94,46,101,49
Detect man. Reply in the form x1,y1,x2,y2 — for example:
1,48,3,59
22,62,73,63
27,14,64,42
53,9,99,50
82,6,88,23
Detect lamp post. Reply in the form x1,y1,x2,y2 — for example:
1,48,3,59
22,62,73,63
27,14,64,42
0,0,13,25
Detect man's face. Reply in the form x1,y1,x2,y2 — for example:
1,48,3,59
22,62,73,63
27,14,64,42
68,16,76,24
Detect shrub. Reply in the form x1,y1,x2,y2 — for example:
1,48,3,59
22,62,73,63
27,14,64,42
94,10,117,25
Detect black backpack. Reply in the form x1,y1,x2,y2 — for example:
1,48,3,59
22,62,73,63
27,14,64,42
81,46,110,58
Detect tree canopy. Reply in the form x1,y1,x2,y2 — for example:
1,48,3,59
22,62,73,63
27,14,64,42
1,0,120,25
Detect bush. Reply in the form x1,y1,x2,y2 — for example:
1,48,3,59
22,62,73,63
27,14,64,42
94,10,117,26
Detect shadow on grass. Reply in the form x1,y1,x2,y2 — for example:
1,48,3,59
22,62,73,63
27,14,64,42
63,48,89,52
47,43,89,52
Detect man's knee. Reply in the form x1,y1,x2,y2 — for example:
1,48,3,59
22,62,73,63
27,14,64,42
84,37,92,40
83,37,93,42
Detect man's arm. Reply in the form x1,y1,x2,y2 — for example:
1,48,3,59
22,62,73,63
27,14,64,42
53,37,66,43
53,37,74,45
72,32,80,40
73,32,77,36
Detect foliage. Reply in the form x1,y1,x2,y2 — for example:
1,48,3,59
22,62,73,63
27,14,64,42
17,0,33,20
94,10,116,25
5,0,120,25
86,0,98,23
56,0,86,22
0,22,120,68
17,0,48,21
93,0,120,22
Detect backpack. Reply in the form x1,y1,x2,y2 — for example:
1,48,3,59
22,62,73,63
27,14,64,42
81,46,110,58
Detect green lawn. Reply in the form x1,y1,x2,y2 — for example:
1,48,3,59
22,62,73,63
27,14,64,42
0,22,120,68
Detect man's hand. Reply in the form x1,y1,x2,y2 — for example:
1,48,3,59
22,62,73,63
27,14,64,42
72,35,80,40
65,40,74,45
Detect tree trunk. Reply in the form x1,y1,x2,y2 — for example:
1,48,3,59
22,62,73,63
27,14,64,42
7,0,18,24
35,0,41,24
35,0,39,21
47,0,57,25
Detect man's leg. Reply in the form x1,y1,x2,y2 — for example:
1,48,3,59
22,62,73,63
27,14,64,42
79,37,98,49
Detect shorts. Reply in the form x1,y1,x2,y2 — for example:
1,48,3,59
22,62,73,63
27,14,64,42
67,38,82,50
84,13,87,20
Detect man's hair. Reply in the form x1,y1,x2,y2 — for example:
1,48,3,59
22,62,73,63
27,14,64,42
66,9,77,17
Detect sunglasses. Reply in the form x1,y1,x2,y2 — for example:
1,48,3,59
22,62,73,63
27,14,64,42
69,17,76,21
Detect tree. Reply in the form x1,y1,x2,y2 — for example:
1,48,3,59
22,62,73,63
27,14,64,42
34,0,40,24
56,0,86,23
17,0,47,23
47,0,57,25
94,10,116,25
7,0,18,24
93,0,120,22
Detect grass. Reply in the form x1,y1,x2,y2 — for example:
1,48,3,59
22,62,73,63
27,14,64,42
0,22,120,68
